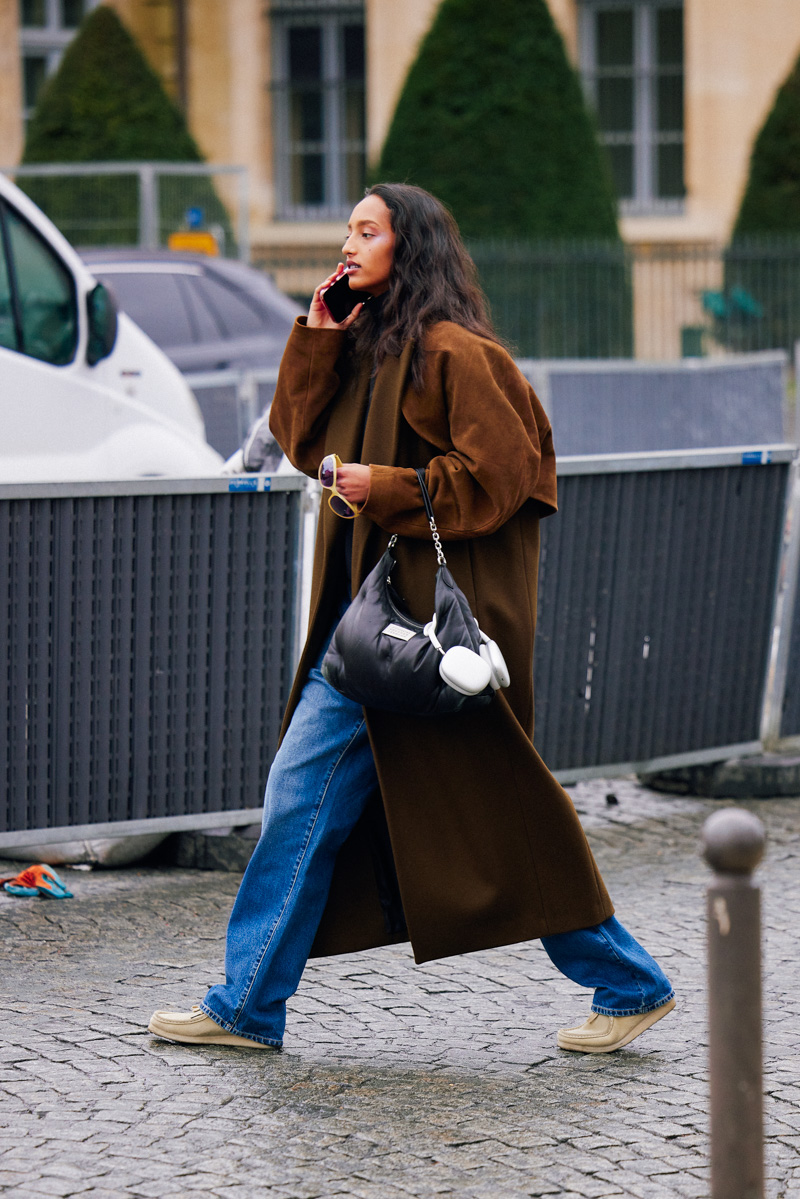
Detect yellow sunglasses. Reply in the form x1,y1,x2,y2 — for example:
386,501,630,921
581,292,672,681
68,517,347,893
318,453,360,519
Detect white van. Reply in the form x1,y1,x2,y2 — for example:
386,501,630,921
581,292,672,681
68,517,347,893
0,173,223,481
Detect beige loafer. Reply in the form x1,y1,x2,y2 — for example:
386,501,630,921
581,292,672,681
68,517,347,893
557,996,675,1053
148,1005,278,1049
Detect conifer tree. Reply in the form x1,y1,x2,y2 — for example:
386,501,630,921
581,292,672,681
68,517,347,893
714,51,800,353
734,49,800,235
374,0,630,354
21,5,231,248
375,0,619,240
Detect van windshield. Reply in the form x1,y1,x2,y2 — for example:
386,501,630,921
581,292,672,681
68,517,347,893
2,202,78,366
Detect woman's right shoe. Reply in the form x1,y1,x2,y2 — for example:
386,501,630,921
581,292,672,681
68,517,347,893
148,1005,278,1048
557,996,675,1053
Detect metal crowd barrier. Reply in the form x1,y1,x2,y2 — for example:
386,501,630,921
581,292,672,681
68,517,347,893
536,446,794,781
516,353,789,455
185,368,279,460
0,447,796,845
187,355,792,465
6,162,251,261
0,475,307,848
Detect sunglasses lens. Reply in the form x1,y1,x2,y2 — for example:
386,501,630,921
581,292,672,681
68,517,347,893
329,494,355,518
319,456,336,488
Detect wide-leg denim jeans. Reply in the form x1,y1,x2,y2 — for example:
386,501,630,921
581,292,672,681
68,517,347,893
203,660,673,1047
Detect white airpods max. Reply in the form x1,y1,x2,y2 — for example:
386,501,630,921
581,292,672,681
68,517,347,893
439,644,492,696
423,617,510,697
478,628,511,690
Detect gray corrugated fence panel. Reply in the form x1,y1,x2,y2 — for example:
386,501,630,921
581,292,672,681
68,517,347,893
533,449,792,776
516,353,788,455
1,457,794,836
1,477,304,839
190,355,789,464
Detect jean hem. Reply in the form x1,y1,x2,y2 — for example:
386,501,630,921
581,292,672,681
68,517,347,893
200,1002,284,1049
591,989,675,1018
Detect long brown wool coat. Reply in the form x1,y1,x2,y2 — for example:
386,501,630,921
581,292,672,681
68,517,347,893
270,317,613,964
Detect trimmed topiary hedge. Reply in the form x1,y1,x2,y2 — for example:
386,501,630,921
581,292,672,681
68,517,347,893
374,0,629,354
712,51,800,354
375,0,620,241
735,50,800,237
21,5,232,249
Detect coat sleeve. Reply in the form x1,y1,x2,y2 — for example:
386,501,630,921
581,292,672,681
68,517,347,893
361,332,556,540
268,318,348,476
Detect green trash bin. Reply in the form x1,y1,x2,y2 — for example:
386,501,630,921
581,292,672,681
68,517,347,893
681,325,706,357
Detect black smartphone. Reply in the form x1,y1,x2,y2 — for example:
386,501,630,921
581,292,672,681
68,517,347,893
320,273,371,324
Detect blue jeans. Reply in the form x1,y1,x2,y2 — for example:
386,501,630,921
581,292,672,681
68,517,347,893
203,654,673,1046
541,917,673,1017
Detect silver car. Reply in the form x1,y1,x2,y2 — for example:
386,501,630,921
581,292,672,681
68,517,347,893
81,249,304,464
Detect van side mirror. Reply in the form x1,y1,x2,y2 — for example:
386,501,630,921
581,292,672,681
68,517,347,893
86,282,118,365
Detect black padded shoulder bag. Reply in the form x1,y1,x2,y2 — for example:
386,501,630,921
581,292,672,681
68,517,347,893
321,469,495,716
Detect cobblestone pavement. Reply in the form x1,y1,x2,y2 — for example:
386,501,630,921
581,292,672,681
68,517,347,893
1,780,799,1198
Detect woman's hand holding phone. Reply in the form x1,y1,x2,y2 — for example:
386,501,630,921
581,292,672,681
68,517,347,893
308,264,365,330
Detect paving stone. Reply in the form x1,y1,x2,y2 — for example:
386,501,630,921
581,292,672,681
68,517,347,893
0,781,798,1197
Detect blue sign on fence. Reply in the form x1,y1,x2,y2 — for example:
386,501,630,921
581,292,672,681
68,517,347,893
227,477,272,493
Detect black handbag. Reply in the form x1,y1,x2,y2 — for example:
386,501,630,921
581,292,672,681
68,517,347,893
321,469,496,716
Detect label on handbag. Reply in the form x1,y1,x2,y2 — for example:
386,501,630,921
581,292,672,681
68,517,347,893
382,622,415,642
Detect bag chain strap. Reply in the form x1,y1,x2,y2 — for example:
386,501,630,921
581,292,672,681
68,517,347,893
428,518,446,566
415,467,447,566
386,469,447,568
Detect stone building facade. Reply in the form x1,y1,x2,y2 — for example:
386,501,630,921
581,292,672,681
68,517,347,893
3,0,800,264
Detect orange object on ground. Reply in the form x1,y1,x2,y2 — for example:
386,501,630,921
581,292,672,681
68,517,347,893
0,864,73,898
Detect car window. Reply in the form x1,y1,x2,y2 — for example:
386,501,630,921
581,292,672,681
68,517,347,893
4,203,77,365
0,221,16,352
193,274,266,337
177,273,221,342
93,270,194,349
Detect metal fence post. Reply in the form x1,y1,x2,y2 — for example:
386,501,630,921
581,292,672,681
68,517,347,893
702,808,766,1199
236,371,259,443
760,456,800,750
237,168,250,263
138,165,159,250
293,479,320,672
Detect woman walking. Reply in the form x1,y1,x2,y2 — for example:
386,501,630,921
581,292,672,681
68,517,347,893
149,184,674,1054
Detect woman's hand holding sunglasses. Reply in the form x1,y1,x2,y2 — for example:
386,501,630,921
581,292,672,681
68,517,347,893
308,265,365,331
318,455,370,518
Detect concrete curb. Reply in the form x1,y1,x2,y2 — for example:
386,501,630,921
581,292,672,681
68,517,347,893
641,753,800,799
157,825,261,871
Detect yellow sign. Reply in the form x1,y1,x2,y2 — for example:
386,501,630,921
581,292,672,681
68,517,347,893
167,230,219,256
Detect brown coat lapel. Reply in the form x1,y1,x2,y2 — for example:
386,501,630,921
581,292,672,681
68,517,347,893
352,342,413,589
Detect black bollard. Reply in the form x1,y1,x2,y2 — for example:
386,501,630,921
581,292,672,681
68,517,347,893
702,808,766,1199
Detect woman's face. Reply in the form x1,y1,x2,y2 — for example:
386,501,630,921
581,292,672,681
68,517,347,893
342,195,395,296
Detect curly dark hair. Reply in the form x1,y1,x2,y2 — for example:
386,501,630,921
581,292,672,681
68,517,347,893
348,183,503,390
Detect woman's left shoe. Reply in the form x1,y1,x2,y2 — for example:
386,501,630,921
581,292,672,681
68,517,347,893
148,1005,277,1049
557,996,675,1053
